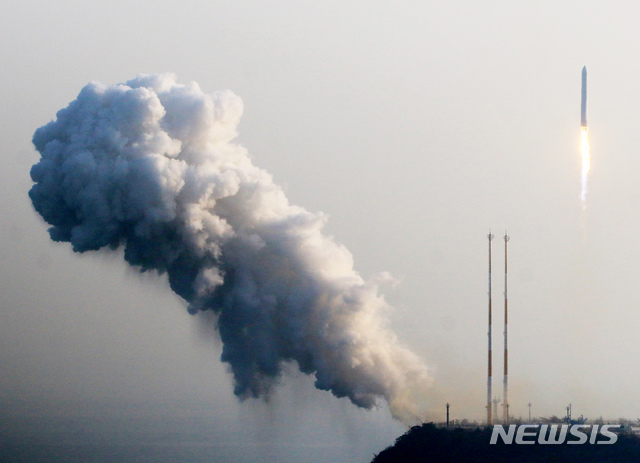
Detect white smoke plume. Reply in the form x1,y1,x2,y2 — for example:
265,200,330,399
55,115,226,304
29,74,431,423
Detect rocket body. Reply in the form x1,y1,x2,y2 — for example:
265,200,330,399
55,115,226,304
581,66,587,127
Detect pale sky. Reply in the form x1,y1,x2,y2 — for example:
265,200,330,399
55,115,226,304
2,1,640,461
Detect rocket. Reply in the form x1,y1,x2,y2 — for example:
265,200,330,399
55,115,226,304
581,66,587,127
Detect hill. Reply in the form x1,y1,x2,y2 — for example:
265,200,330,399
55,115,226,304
371,423,640,463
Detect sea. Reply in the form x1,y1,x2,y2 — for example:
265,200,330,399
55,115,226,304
0,401,399,463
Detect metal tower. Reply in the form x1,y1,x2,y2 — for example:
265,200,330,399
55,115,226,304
487,230,494,425
503,232,510,424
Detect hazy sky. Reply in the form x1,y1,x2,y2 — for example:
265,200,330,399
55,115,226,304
3,1,640,461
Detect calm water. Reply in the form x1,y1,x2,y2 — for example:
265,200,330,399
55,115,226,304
0,405,395,463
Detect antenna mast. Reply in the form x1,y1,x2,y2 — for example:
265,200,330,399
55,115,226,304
503,231,510,424
487,230,494,425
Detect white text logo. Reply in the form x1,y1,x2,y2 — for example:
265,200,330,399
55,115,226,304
490,425,620,445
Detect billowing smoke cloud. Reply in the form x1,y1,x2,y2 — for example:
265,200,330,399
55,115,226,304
29,74,431,422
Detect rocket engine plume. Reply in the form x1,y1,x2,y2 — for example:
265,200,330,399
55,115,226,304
581,126,591,208
28,74,431,423
580,66,590,209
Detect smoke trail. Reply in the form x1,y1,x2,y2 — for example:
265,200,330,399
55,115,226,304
28,74,431,423
580,127,590,209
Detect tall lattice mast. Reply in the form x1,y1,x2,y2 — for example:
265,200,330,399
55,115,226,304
503,232,510,424
487,230,494,425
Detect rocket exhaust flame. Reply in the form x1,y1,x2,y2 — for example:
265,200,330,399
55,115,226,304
581,127,590,208
28,74,431,424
